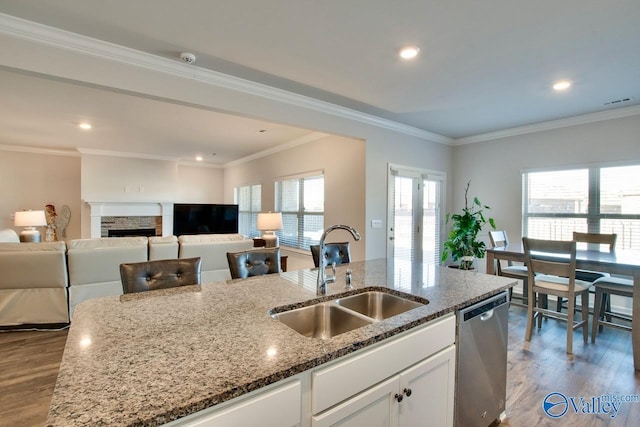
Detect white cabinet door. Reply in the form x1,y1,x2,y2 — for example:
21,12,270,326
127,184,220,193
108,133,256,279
169,380,301,427
312,376,400,427
398,346,456,427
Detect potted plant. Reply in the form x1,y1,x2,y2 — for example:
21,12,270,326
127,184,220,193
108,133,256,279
441,181,496,270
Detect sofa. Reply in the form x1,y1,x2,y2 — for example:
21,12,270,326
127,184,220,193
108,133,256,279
0,233,255,324
67,236,149,318
0,241,69,325
177,234,254,283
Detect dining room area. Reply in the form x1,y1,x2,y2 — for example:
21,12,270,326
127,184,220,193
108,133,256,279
485,226,640,425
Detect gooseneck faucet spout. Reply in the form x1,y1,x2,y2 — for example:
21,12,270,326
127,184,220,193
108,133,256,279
316,224,361,295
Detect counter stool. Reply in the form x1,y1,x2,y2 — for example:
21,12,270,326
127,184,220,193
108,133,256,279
120,257,202,294
591,276,633,342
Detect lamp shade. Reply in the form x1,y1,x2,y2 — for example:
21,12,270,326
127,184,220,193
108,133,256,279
14,210,47,227
257,212,283,231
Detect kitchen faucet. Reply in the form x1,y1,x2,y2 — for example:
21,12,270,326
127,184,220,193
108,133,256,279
316,224,361,295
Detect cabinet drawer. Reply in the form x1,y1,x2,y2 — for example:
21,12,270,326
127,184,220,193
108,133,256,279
168,379,301,427
312,314,455,414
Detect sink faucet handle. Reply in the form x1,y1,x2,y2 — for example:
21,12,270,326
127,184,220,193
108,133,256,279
345,268,353,290
331,262,336,277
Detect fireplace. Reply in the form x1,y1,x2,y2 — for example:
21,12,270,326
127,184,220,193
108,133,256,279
86,202,173,239
108,228,157,238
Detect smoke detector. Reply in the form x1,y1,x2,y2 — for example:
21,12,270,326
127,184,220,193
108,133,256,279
180,52,196,64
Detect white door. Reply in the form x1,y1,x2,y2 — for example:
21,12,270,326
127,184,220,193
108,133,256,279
312,376,400,427
398,346,456,427
388,166,444,288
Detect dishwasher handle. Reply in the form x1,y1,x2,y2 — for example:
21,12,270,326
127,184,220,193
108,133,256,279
459,291,509,323
479,309,494,321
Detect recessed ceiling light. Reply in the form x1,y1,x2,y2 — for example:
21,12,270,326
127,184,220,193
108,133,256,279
78,123,92,130
553,80,572,91
399,46,420,60
195,155,203,162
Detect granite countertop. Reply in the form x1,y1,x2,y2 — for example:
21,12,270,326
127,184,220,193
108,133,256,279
45,259,516,426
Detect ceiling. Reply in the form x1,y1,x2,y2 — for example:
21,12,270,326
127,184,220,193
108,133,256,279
0,0,639,163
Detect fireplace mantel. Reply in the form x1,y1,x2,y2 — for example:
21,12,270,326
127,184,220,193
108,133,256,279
85,201,173,238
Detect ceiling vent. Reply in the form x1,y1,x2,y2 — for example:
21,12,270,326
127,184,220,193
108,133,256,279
603,97,631,106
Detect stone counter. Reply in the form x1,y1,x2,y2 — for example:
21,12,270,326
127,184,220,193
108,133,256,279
45,259,516,426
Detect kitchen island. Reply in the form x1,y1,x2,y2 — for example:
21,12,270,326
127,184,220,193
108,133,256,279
45,259,516,426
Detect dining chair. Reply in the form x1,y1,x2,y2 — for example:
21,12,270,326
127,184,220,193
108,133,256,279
556,232,617,312
591,276,633,342
488,230,529,306
120,257,202,294
226,247,281,279
522,237,591,354
310,242,351,268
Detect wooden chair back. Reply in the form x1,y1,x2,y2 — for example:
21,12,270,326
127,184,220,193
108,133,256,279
488,230,509,248
572,232,616,252
522,238,576,282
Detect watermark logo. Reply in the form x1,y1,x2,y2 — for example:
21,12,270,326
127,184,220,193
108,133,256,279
543,392,569,418
543,392,639,419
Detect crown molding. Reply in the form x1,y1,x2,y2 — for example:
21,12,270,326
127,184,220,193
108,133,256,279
224,132,329,168
79,147,222,167
452,104,640,145
0,143,80,157
0,13,451,145
177,160,222,169
76,147,179,162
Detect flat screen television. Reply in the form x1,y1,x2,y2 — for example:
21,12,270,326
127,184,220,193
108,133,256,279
173,203,239,235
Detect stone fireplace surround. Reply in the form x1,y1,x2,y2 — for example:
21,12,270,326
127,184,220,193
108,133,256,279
86,202,173,239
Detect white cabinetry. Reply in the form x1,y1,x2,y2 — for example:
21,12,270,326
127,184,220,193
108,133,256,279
166,379,302,427
166,314,455,427
311,314,455,427
312,346,455,427
398,346,455,426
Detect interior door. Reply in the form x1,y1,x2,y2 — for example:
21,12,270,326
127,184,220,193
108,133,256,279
388,166,444,290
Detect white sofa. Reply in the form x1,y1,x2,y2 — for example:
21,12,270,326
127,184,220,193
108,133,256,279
0,241,69,325
149,235,179,260
178,234,254,283
0,233,255,323
67,237,148,317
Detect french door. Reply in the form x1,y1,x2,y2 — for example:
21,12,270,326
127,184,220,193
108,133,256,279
388,165,444,290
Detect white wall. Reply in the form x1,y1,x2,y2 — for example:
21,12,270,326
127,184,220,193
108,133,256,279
365,130,453,259
224,134,367,261
452,114,640,272
0,149,82,240
177,164,224,202
79,154,227,237
81,154,178,202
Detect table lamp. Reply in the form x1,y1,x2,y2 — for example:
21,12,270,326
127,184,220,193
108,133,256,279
14,210,47,243
257,212,283,248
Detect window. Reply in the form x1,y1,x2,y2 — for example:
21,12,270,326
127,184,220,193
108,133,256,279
234,184,261,238
522,164,640,249
275,172,324,249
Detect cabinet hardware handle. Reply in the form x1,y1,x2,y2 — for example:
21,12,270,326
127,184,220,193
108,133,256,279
404,388,412,397
395,393,403,403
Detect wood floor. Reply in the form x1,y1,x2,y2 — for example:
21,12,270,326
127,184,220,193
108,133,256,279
0,327,67,427
1,307,638,427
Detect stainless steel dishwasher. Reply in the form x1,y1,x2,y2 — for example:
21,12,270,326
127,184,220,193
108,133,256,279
455,290,509,427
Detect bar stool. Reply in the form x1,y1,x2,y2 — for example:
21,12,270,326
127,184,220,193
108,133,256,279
489,231,529,306
523,238,591,354
591,276,633,342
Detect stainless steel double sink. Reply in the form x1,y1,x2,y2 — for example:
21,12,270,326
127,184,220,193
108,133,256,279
270,289,428,339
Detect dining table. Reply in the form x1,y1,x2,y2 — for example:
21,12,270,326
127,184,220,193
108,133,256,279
486,244,640,371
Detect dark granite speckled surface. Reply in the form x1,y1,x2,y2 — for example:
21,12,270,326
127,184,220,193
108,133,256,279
45,259,516,426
